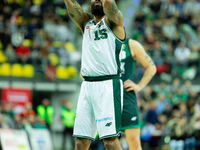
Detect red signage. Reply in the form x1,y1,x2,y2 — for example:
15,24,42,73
2,87,32,107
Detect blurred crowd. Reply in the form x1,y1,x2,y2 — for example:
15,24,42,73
0,98,76,150
133,0,200,78
0,0,83,79
0,80,200,150
136,79,200,150
90,79,200,150
0,98,52,130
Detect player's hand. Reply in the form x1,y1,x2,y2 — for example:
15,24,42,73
123,79,141,92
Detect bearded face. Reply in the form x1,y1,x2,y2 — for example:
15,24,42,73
91,0,105,16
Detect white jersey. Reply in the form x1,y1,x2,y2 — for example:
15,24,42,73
81,17,124,77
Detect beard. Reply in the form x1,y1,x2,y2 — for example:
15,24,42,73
91,4,105,16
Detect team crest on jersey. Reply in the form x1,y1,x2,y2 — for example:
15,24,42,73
120,50,126,60
97,21,104,28
122,44,126,50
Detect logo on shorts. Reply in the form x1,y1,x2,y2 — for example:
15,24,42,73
96,117,113,123
131,117,137,121
105,122,112,127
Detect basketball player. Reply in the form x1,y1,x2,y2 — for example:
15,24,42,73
64,0,125,149
121,38,157,150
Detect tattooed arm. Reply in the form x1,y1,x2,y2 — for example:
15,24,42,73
64,0,91,33
123,39,157,92
102,0,123,26
102,0,125,39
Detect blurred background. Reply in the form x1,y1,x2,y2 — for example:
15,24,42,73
0,0,200,150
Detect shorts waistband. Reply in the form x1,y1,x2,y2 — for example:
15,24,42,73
83,75,120,82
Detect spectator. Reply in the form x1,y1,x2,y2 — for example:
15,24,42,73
61,100,75,150
22,102,35,119
22,117,33,131
146,101,158,124
1,103,15,128
2,103,15,119
0,113,14,128
4,43,16,63
171,78,181,94
162,18,177,40
142,85,157,101
175,0,184,14
182,80,193,94
156,82,170,99
43,17,56,40
174,42,191,69
156,94,169,115
55,18,71,42
27,18,39,39
13,114,23,129
28,115,36,128
15,42,32,64
31,41,42,66
184,0,199,14
150,41,165,65
172,89,188,105
0,15,4,30
34,116,48,129
161,0,176,17
57,45,69,66
168,109,185,150
150,0,161,15
0,28,11,49
37,98,54,130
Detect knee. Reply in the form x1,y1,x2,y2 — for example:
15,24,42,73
75,138,89,147
103,137,117,148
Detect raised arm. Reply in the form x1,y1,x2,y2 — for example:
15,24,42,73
102,0,124,26
124,39,157,92
64,0,91,32
102,0,125,40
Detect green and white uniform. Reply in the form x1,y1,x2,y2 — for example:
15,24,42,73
73,17,124,140
121,39,140,131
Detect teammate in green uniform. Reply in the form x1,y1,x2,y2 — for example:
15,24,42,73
121,38,157,150
64,0,125,150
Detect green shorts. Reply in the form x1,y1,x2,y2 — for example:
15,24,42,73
121,90,140,131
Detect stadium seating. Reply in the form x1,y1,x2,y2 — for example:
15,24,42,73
33,0,42,5
22,39,32,47
23,64,34,78
49,53,59,66
64,42,76,52
0,63,11,76
11,64,23,77
0,50,8,63
56,66,69,79
66,66,78,78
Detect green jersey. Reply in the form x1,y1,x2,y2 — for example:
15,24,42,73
121,39,136,82
121,39,141,130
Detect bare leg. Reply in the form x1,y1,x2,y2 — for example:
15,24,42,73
75,138,91,150
125,128,142,150
103,137,122,150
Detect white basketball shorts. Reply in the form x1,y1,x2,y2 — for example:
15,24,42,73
73,78,123,140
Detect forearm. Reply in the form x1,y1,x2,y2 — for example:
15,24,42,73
138,66,156,90
64,0,85,29
102,0,123,25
